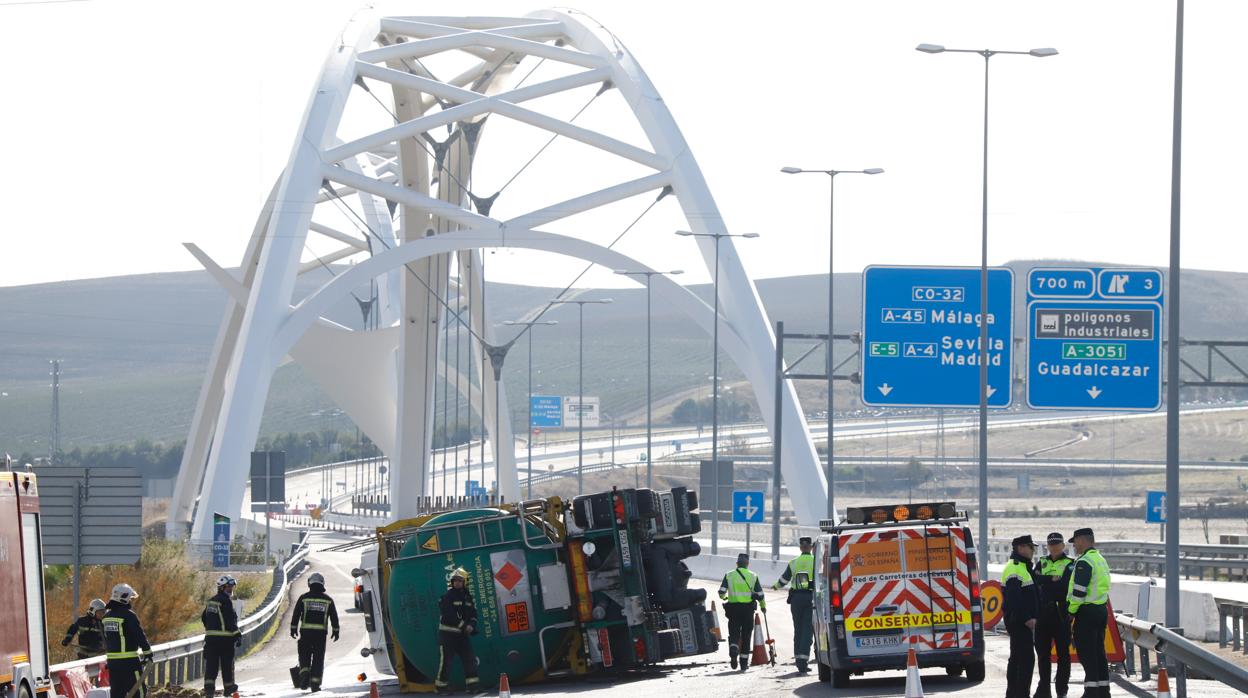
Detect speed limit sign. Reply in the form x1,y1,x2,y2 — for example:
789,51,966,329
980,579,1004,630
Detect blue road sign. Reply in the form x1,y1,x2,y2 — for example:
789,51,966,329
530,395,564,427
212,512,230,568
732,490,765,524
1026,267,1163,411
861,266,1014,408
1146,490,1166,524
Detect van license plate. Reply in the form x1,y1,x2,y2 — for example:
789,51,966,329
855,635,903,648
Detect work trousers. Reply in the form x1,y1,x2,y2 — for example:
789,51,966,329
297,632,328,690
436,630,479,688
1072,604,1110,698
789,591,813,668
203,636,237,692
1005,619,1036,698
724,603,755,667
107,658,145,698
1034,610,1072,697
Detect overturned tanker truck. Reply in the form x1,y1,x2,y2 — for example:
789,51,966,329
343,487,718,691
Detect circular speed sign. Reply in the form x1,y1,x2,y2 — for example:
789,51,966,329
980,579,1004,630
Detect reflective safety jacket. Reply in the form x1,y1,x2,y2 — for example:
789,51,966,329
1001,553,1038,625
1067,548,1111,615
774,553,815,593
438,586,478,634
291,589,340,636
1033,553,1074,614
202,590,240,638
719,566,766,610
63,612,105,653
102,601,151,661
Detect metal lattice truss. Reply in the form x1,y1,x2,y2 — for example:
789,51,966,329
172,10,826,542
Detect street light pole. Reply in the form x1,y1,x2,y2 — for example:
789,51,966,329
503,318,558,500
615,269,684,489
916,42,1057,555
780,165,882,521
676,230,759,556
550,298,613,495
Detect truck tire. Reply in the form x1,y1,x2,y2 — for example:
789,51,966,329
965,660,986,683
19,682,33,698
832,669,852,688
817,660,831,683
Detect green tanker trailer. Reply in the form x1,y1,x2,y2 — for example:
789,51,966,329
348,486,718,692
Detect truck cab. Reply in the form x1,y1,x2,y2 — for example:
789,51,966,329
812,502,985,688
1,471,54,698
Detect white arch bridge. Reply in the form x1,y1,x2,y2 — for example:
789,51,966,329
170,9,826,543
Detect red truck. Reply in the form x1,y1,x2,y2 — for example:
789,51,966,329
1,471,54,698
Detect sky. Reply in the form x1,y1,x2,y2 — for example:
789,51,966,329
2,0,1246,290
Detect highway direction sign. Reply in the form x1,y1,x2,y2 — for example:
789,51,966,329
1026,267,1163,411
861,265,1014,408
530,395,564,427
732,490,765,524
1146,490,1166,524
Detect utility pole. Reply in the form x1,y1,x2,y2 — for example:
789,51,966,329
50,359,61,464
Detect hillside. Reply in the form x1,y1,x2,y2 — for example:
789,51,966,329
2,261,1246,454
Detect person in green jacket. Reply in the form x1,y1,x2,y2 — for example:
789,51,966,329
1002,535,1039,698
1067,528,1112,698
718,553,766,671
772,536,815,672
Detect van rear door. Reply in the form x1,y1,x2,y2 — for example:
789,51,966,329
839,530,909,656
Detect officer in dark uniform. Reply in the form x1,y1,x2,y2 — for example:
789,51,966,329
1067,528,1111,698
772,536,815,672
1002,534,1039,698
62,598,106,659
102,583,151,698
718,553,766,671
202,575,241,697
291,572,340,692
1033,532,1074,698
436,567,480,693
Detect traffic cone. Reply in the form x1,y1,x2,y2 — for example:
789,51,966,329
750,613,768,666
904,647,924,698
1156,667,1171,698
709,601,723,640
498,672,512,697
368,681,379,698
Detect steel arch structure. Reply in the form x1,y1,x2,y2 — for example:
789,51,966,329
173,10,826,543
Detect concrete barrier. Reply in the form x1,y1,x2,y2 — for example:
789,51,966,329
1110,581,1222,642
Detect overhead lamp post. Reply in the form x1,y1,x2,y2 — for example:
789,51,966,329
550,298,613,495
916,41,1057,555
780,165,883,521
614,268,684,489
676,229,760,555
503,318,558,499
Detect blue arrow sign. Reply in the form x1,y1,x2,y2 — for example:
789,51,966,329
1026,267,1163,411
530,395,564,427
1146,490,1166,524
732,490,765,524
861,266,1014,408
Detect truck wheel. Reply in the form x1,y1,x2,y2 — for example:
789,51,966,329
832,669,851,688
817,661,831,683
965,661,986,683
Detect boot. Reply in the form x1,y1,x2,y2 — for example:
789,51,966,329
729,644,738,669
740,656,749,672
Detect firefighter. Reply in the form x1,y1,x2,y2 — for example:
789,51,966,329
1067,528,1111,698
102,583,151,698
61,598,106,659
436,567,480,694
1002,534,1039,698
1033,532,1074,698
202,575,241,697
718,553,766,671
771,536,814,672
290,572,340,692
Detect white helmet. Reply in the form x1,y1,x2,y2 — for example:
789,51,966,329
111,583,139,604
216,575,237,588
88,598,106,612
308,572,325,588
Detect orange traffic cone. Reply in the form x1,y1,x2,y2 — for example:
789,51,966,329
750,613,768,666
498,672,512,698
904,646,924,698
1156,667,1171,698
709,601,723,640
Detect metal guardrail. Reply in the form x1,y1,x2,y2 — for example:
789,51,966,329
1117,613,1248,696
49,532,311,688
985,537,1248,581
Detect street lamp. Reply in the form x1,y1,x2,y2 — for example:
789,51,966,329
675,229,760,555
916,41,1057,555
614,268,684,489
780,165,883,521
504,318,558,499
550,298,613,495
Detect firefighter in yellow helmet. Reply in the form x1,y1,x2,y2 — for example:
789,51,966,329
436,567,479,694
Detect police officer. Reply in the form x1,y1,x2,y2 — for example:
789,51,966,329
1003,535,1039,698
1033,532,1074,698
102,583,151,698
718,553,766,671
436,567,479,694
202,575,241,697
62,598,106,659
772,536,815,672
1067,528,1111,698
291,572,340,692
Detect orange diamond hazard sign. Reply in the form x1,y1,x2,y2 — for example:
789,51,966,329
495,561,523,591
